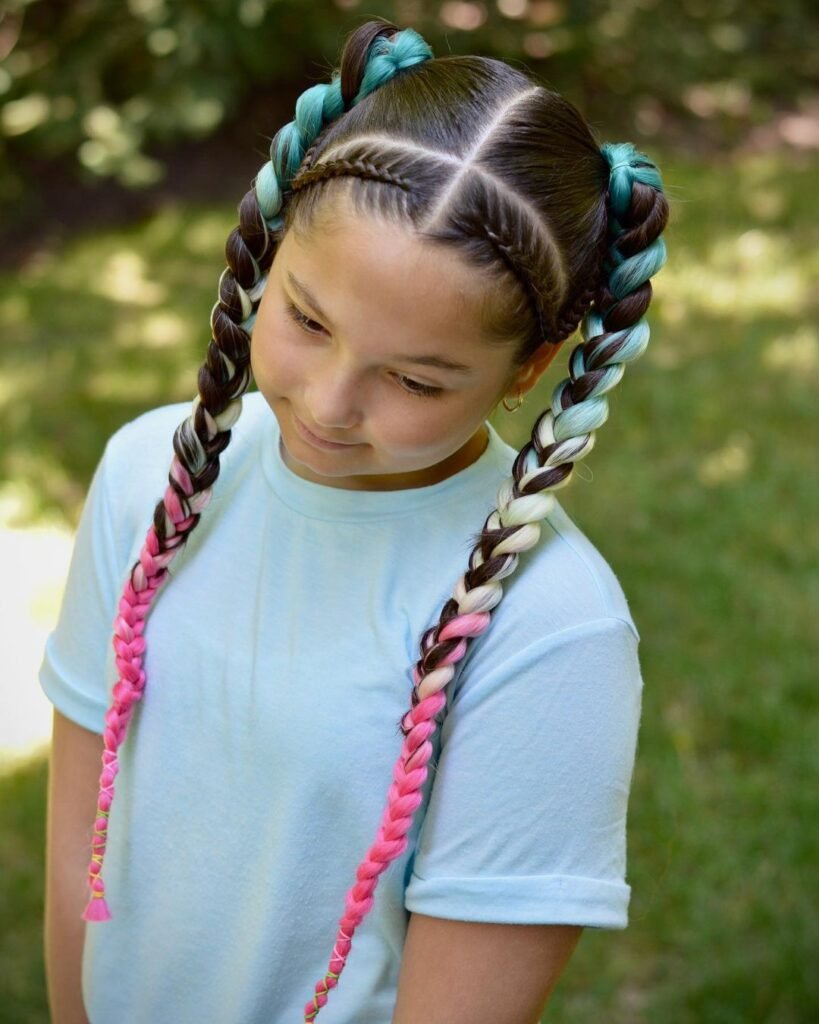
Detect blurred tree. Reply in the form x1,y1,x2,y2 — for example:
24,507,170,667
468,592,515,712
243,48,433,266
0,0,816,211
0,0,360,198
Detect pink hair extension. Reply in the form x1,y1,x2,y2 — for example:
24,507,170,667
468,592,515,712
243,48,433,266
82,413,231,921
303,612,494,1019
299,447,558,1020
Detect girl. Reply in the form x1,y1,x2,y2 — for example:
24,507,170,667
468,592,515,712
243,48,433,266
41,17,669,1024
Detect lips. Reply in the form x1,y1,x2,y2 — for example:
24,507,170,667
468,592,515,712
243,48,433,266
293,412,359,449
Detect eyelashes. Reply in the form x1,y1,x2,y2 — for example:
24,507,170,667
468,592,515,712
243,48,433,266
284,301,324,335
283,300,444,399
390,376,443,399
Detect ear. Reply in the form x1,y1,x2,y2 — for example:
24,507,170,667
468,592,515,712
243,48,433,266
510,341,565,397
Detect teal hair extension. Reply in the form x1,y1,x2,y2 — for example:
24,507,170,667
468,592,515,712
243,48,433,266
256,28,434,229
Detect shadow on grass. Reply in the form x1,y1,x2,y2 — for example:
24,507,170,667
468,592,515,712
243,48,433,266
1,752,49,1024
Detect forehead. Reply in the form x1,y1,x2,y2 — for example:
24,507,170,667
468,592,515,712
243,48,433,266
277,202,501,351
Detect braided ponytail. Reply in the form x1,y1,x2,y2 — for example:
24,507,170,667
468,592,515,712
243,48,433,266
301,139,669,1022
403,141,669,738
80,20,434,925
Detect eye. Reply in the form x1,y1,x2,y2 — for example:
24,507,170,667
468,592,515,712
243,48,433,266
286,300,444,399
285,300,325,335
394,374,444,399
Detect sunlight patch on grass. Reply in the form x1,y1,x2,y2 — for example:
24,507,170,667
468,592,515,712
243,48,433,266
663,698,697,757
761,325,818,375
112,309,190,349
86,365,169,401
0,294,31,324
92,250,167,305
182,211,236,253
743,186,786,222
5,448,84,519
662,229,810,322
143,310,188,347
172,368,200,395
0,359,64,409
0,512,72,774
698,432,754,487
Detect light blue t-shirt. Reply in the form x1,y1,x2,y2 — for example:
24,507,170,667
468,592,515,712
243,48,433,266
39,390,644,1023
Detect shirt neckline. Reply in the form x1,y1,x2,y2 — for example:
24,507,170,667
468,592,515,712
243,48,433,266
258,404,510,523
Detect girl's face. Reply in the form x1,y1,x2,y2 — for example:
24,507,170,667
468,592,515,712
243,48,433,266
250,201,560,490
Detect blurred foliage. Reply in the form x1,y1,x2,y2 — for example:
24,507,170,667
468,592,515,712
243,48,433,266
1,0,817,207
0,0,345,195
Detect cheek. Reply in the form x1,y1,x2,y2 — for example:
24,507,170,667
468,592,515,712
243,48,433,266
252,328,304,391
378,398,479,455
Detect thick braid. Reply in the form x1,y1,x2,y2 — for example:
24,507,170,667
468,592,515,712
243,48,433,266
81,22,433,925
302,141,669,1020
255,24,432,232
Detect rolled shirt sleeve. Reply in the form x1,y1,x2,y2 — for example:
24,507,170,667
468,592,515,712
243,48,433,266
404,616,643,929
38,439,124,734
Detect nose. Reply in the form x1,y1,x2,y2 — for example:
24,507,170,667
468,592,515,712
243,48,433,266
304,362,363,430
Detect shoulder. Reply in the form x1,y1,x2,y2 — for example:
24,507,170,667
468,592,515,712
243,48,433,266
483,424,639,644
98,390,271,549
450,508,641,703
104,390,270,468
442,424,643,706
520,500,639,642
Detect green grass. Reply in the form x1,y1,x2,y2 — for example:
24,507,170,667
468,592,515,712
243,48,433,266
2,149,816,1022
0,755,49,1023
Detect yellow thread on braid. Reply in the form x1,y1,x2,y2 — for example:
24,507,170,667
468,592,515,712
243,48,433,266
89,808,108,894
308,969,340,1012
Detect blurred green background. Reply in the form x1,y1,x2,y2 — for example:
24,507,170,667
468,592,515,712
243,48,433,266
1,1,817,1021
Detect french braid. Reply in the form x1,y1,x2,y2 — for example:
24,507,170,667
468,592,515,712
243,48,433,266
80,23,434,924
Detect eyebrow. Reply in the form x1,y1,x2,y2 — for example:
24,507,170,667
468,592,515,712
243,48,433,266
286,271,473,374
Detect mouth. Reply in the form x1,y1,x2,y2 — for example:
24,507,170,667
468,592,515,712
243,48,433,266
292,412,361,451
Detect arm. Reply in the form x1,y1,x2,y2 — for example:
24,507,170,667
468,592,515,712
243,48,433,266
392,913,583,1024
44,709,105,1024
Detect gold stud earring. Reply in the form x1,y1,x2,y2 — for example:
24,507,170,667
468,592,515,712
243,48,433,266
502,390,524,413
